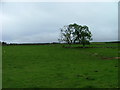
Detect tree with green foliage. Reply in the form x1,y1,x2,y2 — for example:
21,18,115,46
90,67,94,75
72,24,92,47
58,23,92,47
58,25,74,44
69,23,82,43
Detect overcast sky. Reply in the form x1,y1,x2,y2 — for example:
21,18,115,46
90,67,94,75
0,2,118,43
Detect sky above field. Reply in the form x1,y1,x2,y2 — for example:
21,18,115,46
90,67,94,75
0,2,118,43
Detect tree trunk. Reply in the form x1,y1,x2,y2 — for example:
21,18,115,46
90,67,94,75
82,37,85,48
83,43,85,48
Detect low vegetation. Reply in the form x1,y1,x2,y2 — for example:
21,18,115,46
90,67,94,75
2,43,118,88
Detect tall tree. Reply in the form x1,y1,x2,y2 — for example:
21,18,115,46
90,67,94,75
80,25,92,47
69,23,82,43
58,25,74,44
58,23,92,47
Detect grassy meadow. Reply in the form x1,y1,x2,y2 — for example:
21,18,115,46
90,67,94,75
2,43,119,88
0,45,2,89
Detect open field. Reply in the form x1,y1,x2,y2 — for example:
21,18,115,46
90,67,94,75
0,46,2,89
2,43,119,88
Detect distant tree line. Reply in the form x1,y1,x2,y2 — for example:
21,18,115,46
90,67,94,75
0,41,61,46
58,23,92,47
0,41,7,45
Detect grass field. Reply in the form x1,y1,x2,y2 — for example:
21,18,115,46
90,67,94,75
2,43,119,88
0,45,2,89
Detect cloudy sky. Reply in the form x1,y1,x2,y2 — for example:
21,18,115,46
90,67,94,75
0,2,118,43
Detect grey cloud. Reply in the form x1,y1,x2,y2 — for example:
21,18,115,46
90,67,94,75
1,2,118,43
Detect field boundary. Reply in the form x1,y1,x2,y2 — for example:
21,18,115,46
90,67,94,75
64,46,119,48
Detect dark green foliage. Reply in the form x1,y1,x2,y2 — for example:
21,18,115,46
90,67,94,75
58,26,74,44
2,42,7,45
58,23,92,47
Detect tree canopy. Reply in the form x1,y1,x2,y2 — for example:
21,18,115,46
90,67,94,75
58,23,92,47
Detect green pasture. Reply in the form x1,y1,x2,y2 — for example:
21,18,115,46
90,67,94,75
0,45,2,89
2,43,119,88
